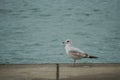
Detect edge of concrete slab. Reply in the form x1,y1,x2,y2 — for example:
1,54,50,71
0,63,120,80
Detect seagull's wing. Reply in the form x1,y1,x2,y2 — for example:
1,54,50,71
68,46,88,58
70,46,85,53
66,45,98,59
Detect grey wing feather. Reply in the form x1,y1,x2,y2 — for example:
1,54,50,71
69,50,88,58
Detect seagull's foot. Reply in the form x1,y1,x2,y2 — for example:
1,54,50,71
73,63,76,67
73,59,76,67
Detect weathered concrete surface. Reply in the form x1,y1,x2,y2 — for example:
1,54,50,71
0,64,120,80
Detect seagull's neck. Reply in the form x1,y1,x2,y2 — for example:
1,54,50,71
65,44,72,47
65,44,72,53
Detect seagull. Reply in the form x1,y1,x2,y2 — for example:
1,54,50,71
63,39,98,66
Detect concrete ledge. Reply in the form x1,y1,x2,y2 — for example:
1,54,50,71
0,63,120,80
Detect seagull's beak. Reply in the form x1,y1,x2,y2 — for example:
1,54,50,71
62,42,65,44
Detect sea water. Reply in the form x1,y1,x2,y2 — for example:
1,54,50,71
0,0,120,64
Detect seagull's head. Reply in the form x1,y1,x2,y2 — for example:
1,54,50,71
63,39,72,45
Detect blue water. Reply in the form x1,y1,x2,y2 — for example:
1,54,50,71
0,0,120,64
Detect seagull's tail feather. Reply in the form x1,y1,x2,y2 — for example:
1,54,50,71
83,53,98,58
89,56,98,59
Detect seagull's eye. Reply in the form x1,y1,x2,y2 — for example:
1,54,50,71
67,41,70,42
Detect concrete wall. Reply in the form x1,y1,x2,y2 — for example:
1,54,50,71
0,64,120,80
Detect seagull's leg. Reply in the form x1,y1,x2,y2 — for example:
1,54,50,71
73,59,76,66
